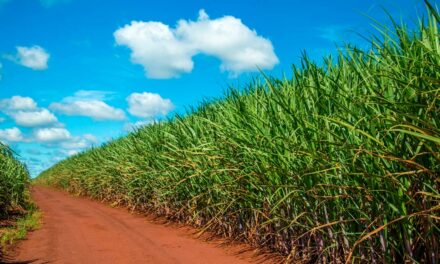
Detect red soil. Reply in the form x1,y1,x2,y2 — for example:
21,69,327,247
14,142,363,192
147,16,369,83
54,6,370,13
6,186,270,264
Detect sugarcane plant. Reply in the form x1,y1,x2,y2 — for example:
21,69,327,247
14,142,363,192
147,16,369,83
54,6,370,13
37,2,440,263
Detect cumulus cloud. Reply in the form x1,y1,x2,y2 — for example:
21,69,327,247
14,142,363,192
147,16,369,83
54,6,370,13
66,149,79,156
33,127,71,143
0,95,60,127
0,127,24,142
114,9,278,78
32,127,96,158
46,133,97,161
60,135,96,149
0,95,97,171
10,109,58,127
0,96,38,111
50,90,125,121
68,90,115,101
126,92,174,118
7,46,50,70
51,100,125,121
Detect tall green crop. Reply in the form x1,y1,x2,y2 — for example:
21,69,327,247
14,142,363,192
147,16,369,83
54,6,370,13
0,142,30,218
38,4,439,263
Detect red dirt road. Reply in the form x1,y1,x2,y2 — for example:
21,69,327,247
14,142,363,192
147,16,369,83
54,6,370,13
7,186,257,264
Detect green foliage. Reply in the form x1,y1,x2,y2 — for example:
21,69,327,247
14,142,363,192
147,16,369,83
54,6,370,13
37,5,439,263
0,142,32,259
0,143,30,217
0,210,41,249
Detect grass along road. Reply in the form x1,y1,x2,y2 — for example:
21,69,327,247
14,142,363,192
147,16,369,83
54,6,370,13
6,186,266,264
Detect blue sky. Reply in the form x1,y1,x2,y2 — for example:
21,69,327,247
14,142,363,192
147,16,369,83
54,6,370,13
0,0,427,176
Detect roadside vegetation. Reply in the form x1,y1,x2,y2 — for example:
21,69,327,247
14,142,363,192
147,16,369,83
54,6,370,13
0,143,29,218
37,4,439,263
0,210,40,251
0,142,37,257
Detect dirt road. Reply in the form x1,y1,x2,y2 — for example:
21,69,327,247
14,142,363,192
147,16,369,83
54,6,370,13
7,186,256,264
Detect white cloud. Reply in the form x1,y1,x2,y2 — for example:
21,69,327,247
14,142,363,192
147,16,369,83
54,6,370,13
33,127,71,142
126,92,174,118
59,139,84,149
66,149,79,156
50,90,125,121
10,109,58,127
51,100,125,120
0,95,59,128
32,127,96,158
114,9,278,78
67,90,115,101
178,10,279,74
0,96,38,111
115,21,193,79
38,133,97,164
123,120,155,132
58,133,97,150
83,133,97,142
0,127,24,142
8,46,50,70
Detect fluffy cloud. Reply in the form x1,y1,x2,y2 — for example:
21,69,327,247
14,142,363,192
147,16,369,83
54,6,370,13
123,120,156,132
114,9,278,78
32,127,96,157
10,109,58,127
0,93,97,168
60,134,96,149
66,149,79,156
33,127,71,143
67,90,115,101
0,127,24,142
0,95,59,127
50,90,125,121
115,21,193,78
0,96,38,111
8,46,50,70
83,133,97,142
126,92,174,118
51,100,125,120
